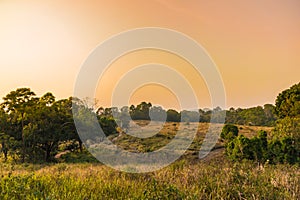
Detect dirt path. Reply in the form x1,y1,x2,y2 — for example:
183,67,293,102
198,147,225,162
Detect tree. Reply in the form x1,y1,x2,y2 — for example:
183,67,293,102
275,82,300,119
118,106,131,131
220,124,239,142
0,132,9,161
130,102,152,120
268,136,299,164
250,130,268,163
272,117,300,140
28,93,73,162
263,104,277,126
166,109,181,122
225,105,277,126
149,106,167,121
55,97,80,152
1,88,37,162
270,117,300,164
0,107,9,160
226,135,252,160
272,83,300,164
199,109,211,122
226,130,269,163
240,106,266,126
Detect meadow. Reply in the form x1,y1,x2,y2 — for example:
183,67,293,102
1,122,299,200
0,155,299,199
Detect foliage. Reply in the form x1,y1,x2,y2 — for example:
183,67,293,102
0,160,299,200
275,82,300,119
0,88,118,163
226,130,268,163
1,88,37,162
98,116,118,136
226,129,299,164
129,102,152,120
149,106,167,121
269,117,300,164
268,137,299,164
225,104,277,126
271,83,300,164
226,135,253,160
220,124,239,141
99,102,276,126
166,109,181,122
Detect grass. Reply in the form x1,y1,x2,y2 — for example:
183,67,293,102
0,122,297,199
110,122,272,158
0,159,299,199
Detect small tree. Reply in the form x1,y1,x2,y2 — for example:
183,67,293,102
250,130,268,163
220,124,239,142
166,109,181,122
226,130,269,163
226,135,252,160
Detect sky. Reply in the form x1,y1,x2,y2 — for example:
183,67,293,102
0,0,299,110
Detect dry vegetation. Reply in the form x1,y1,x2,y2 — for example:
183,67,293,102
0,122,298,199
1,157,299,199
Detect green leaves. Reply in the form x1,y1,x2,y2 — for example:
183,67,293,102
275,82,300,119
0,88,80,162
220,124,239,141
225,130,269,163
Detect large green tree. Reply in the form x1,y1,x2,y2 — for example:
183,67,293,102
130,102,152,120
1,88,37,162
272,82,300,163
29,93,75,162
275,82,300,119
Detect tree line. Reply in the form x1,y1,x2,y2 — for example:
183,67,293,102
0,82,298,163
97,102,277,126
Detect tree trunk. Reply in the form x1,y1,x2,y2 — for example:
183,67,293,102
1,142,8,162
45,147,51,162
79,140,83,152
21,114,25,163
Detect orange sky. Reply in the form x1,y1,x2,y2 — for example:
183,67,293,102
0,0,299,109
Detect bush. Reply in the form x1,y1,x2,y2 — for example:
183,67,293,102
226,135,252,160
99,117,118,136
268,137,299,164
225,128,300,165
220,124,239,141
270,117,300,164
251,131,268,163
226,130,268,163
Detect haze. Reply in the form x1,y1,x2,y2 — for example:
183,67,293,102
1,0,299,109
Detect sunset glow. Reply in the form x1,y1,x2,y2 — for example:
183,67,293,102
1,0,299,109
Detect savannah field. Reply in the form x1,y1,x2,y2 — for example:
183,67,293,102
1,122,299,200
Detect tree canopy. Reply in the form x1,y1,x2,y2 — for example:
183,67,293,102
275,82,300,119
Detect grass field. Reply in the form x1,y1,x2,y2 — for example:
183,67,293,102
1,158,299,199
0,122,298,199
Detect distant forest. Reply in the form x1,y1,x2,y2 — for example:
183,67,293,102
96,102,277,126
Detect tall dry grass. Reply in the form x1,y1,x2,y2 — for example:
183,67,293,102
0,159,299,199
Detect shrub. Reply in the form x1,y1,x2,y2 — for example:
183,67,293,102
220,124,239,141
268,137,299,164
99,117,118,136
226,135,252,160
226,130,269,163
